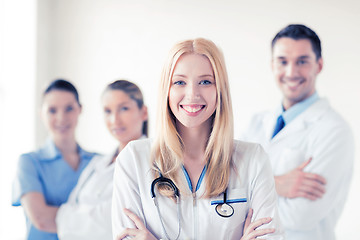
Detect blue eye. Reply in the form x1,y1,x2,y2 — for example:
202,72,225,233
66,106,73,112
104,109,111,115
173,80,185,85
49,108,56,114
280,60,287,65
118,106,129,113
297,60,307,65
200,80,212,85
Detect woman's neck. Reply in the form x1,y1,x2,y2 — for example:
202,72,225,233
178,124,210,191
53,137,80,170
54,137,78,154
177,121,211,164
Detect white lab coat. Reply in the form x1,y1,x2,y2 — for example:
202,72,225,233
242,98,354,240
112,139,284,240
56,151,115,240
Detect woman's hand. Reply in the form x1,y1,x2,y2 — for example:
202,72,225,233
117,208,157,240
240,208,275,240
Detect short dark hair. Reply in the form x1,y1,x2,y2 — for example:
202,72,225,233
44,79,80,105
104,80,148,137
271,24,322,60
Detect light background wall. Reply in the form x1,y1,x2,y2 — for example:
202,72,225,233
1,0,359,239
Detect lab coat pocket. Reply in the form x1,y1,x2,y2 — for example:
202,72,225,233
277,148,306,175
209,188,248,237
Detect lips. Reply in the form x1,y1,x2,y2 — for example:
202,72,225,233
112,127,126,135
55,125,70,133
282,78,305,90
181,104,205,114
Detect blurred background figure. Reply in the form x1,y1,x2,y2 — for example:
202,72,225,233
56,80,148,240
241,24,354,240
12,79,97,240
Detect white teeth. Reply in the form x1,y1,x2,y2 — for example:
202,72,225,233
286,81,300,87
182,105,203,113
112,128,125,134
56,126,69,131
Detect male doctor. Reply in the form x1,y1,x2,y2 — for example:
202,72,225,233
242,24,354,240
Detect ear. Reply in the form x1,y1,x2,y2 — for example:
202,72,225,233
78,104,83,114
271,57,275,72
141,105,148,121
39,108,44,121
317,57,323,74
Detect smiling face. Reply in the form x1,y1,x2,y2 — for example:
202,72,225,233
272,37,323,110
102,89,147,148
168,53,217,131
41,90,82,142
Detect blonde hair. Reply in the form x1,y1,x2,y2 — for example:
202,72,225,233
151,38,234,198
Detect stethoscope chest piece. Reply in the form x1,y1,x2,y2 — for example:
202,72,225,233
215,203,234,217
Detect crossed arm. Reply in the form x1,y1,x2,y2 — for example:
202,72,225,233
274,157,326,200
21,192,58,233
116,208,275,240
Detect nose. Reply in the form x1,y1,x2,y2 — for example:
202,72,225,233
285,63,299,78
185,82,200,100
110,112,121,125
56,111,66,123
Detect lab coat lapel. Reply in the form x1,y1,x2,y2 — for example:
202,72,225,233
270,99,330,142
262,112,279,141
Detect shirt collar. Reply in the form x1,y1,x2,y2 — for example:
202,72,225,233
39,139,93,161
38,139,62,160
278,92,320,125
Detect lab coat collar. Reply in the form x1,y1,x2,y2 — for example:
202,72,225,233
267,98,330,142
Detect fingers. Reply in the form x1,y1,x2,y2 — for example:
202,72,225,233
247,217,272,232
304,172,327,185
246,227,275,240
117,228,140,240
244,208,253,230
123,208,146,230
242,216,275,240
298,157,312,170
301,178,326,193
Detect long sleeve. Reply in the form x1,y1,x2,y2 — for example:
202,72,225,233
111,143,147,240
248,144,284,239
56,199,112,240
278,123,354,231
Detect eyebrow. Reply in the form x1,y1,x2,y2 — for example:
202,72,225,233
276,55,311,60
172,74,214,78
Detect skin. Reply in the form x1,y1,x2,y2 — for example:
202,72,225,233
118,53,274,239
41,90,82,169
22,90,82,233
169,53,217,186
102,89,148,154
272,37,323,110
272,38,327,200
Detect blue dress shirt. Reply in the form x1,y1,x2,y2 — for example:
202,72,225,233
277,92,320,126
12,139,97,240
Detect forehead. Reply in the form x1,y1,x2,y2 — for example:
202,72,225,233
173,53,214,75
102,90,133,104
272,38,316,59
43,90,77,105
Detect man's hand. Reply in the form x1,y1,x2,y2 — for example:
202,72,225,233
274,158,327,200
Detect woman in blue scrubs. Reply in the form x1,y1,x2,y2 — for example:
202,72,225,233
12,79,97,240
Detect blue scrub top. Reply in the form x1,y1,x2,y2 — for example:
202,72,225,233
12,139,97,240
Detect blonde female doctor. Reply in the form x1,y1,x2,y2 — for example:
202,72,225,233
112,38,284,240
56,80,148,240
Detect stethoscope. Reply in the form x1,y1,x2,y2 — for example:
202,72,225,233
150,175,234,240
